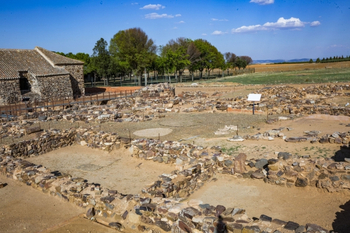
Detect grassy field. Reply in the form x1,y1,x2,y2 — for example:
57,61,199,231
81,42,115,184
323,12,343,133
208,67,350,85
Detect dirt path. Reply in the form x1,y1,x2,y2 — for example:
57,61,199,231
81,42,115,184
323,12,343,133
189,173,350,230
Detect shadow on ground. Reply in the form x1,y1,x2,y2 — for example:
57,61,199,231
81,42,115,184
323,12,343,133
332,200,350,232
331,144,350,162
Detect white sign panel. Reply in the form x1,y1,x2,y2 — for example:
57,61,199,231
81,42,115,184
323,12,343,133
247,94,261,102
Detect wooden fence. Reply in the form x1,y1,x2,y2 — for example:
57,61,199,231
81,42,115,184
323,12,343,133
0,90,135,120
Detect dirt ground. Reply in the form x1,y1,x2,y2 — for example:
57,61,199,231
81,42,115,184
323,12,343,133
189,173,350,230
0,175,115,233
26,145,175,194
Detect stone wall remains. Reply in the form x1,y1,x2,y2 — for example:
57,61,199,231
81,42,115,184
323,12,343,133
1,129,347,232
0,80,21,105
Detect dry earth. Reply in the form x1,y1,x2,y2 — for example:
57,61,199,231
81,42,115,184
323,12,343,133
26,145,175,194
189,173,350,231
0,175,115,233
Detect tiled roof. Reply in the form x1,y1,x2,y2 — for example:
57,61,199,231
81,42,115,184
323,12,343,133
35,47,84,65
0,48,69,80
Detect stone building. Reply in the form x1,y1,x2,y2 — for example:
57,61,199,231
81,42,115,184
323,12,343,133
0,46,84,105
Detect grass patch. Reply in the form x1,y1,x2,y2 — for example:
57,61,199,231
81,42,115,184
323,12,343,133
221,145,241,155
205,68,350,85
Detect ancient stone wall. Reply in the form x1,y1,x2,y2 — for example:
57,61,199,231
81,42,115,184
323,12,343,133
36,74,73,99
0,80,21,105
61,64,85,96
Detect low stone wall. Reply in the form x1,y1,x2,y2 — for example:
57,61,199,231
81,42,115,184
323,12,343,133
233,68,255,75
0,129,76,158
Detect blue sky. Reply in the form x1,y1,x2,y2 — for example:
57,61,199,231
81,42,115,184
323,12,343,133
1,0,349,60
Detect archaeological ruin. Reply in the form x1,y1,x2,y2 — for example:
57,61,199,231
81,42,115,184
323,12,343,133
1,83,350,232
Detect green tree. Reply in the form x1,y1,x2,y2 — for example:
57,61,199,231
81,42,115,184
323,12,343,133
92,38,112,83
240,56,253,66
309,59,314,63
193,39,222,79
109,28,156,82
235,57,247,70
162,38,195,82
316,58,321,63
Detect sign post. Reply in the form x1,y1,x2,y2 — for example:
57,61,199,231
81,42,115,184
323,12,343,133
247,94,261,115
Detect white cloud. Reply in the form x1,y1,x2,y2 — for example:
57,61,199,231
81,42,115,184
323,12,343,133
175,14,181,17
173,27,178,29
145,13,174,19
177,21,185,24
250,0,274,5
140,4,165,10
263,17,305,29
232,17,307,33
212,18,228,21
212,30,227,35
232,24,264,33
202,33,207,36
131,2,138,5
310,21,321,27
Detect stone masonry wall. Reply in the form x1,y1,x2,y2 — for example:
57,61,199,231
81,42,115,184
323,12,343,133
37,74,73,99
0,80,21,105
61,64,85,97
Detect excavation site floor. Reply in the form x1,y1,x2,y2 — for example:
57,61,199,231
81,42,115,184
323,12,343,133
189,173,350,231
26,145,174,194
0,175,116,233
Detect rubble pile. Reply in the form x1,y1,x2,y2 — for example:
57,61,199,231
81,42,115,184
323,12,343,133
76,128,121,151
236,128,350,145
253,84,350,116
133,83,175,98
0,122,29,139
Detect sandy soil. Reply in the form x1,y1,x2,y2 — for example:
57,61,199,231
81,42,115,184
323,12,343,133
0,175,115,233
134,127,173,137
189,173,350,230
26,145,175,194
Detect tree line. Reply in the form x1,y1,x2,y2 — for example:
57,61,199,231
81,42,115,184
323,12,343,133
56,27,253,83
314,55,350,63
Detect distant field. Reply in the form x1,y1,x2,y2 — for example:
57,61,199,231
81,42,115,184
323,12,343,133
249,61,350,73
209,67,350,85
